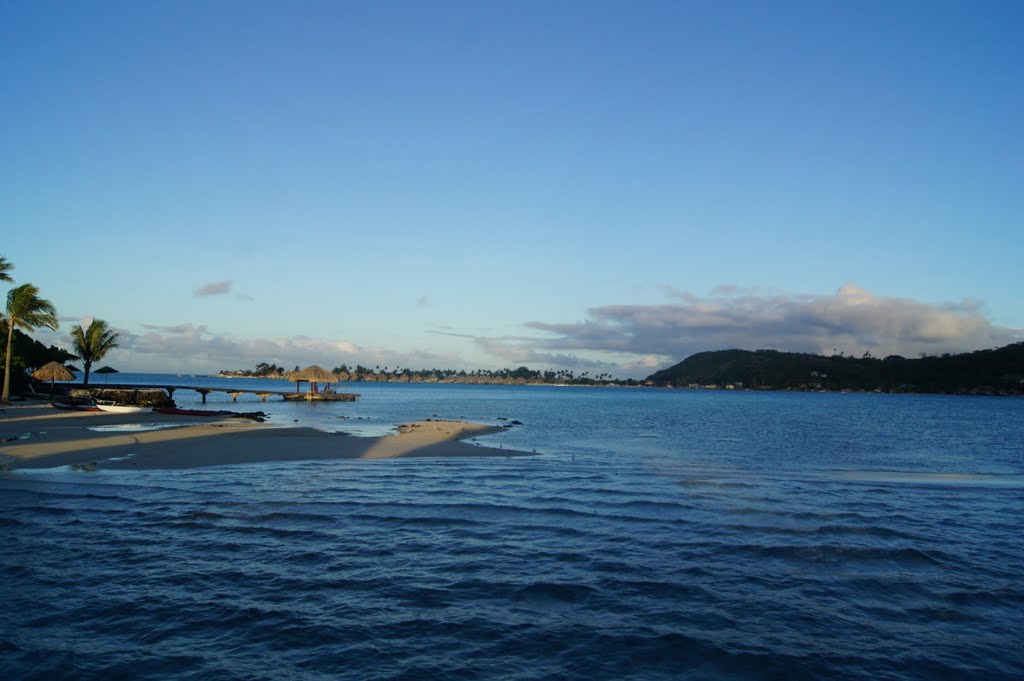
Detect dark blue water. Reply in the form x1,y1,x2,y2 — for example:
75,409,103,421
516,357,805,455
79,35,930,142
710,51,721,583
3,381,1023,679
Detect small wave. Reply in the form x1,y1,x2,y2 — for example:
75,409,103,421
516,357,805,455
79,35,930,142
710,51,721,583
679,478,758,489
610,578,713,602
395,515,486,528
513,581,598,604
726,523,918,541
177,510,226,520
216,524,334,541
9,489,137,504
834,470,1024,488
941,586,1024,607
727,507,867,522
606,499,689,513
736,543,950,567
87,423,180,432
104,455,135,462
2,564,31,578
248,511,336,523
516,523,591,539
13,505,73,517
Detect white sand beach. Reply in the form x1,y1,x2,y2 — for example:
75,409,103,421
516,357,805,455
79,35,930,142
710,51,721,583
0,404,531,470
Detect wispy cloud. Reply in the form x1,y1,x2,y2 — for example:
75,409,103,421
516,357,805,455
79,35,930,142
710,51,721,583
521,283,1023,363
425,330,645,375
109,324,466,374
193,280,232,297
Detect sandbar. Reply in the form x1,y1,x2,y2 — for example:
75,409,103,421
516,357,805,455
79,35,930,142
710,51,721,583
0,404,532,470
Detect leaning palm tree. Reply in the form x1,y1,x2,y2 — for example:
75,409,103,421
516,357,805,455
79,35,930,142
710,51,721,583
2,283,59,403
0,255,13,283
70,318,120,386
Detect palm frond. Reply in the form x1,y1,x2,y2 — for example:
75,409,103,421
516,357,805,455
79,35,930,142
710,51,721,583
0,255,13,283
71,318,120,362
5,284,58,331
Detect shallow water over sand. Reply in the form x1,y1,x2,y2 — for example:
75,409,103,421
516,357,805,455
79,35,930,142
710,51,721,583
3,382,1023,679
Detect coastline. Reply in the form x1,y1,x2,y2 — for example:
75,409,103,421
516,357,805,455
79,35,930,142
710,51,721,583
0,404,532,471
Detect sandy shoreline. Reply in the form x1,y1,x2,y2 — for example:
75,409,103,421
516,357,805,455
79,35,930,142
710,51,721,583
0,404,532,470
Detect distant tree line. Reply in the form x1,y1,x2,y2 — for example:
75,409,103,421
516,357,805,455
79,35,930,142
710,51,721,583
645,344,1024,395
220,362,290,377
222,363,642,386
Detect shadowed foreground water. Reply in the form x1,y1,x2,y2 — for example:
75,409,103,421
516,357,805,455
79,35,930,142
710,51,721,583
3,385,1023,679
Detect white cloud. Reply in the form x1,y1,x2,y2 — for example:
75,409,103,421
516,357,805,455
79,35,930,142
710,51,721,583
521,283,1023,364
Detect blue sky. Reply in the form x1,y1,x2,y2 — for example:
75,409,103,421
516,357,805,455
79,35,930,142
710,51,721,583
2,1,1022,377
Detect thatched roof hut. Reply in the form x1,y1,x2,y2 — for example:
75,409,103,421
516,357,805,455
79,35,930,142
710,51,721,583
32,361,74,382
31,361,74,394
289,365,336,382
288,365,337,394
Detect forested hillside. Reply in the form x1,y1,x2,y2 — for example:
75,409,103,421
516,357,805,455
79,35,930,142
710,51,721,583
646,343,1024,394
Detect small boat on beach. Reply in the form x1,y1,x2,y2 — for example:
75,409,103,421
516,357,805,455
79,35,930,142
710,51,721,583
95,402,148,414
51,401,101,412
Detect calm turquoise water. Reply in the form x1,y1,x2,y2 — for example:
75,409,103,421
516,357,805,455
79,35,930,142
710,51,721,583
3,379,1023,679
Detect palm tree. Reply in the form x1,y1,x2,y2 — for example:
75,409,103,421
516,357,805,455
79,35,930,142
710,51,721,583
2,283,59,403
0,255,13,284
70,318,120,386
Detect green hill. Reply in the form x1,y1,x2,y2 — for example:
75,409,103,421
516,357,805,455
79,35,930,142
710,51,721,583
645,343,1024,394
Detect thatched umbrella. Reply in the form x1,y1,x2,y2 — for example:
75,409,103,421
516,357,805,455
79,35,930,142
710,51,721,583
31,361,74,395
289,365,336,395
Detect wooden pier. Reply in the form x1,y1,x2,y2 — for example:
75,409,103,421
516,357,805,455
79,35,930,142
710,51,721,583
92,384,359,404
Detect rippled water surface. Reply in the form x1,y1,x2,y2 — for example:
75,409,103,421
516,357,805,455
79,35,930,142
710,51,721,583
3,381,1023,679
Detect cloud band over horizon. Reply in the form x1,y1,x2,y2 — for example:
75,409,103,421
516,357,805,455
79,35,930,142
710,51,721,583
43,284,1023,378
520,283,1022,365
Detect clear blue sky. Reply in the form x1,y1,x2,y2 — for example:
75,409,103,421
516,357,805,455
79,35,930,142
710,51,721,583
2,1,1021,376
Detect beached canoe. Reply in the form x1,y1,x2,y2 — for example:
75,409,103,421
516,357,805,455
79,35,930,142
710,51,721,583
95,402,148,414
51,401,102,412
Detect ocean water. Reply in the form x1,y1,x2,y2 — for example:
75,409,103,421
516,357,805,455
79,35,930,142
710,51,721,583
3,380,1023,679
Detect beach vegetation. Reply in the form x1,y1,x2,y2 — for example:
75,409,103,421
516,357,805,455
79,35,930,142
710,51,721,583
219,362,286,378
646,344,1024,394
70,319,120,386
0,321,76,394
2,284,59,403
